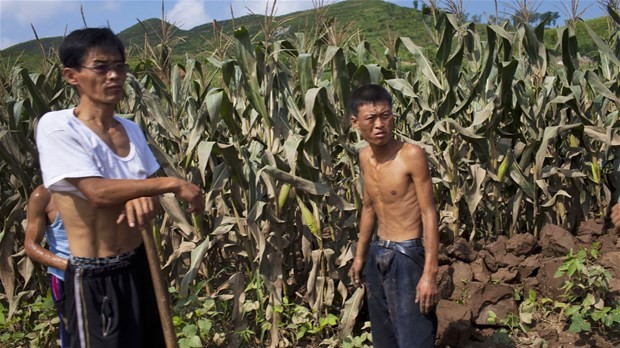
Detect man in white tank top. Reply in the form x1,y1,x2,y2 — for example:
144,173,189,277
35,28,204,347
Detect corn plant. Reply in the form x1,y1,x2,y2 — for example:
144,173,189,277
1,4,620,347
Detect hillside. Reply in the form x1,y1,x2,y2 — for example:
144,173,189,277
0,0,614,69
1,0,424,57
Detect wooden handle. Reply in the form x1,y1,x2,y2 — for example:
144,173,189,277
141,228,179,348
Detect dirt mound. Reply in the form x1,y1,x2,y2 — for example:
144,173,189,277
434,222,620,348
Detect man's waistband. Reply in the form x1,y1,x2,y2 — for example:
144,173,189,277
375,238,424,249
69,244,144,270
374,238,425,267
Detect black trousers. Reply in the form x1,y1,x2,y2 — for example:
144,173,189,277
64,245,165,348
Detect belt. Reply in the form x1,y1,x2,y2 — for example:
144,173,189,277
376,238,424,249
375,238,425,267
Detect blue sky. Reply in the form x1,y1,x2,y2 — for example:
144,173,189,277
0,0,607,49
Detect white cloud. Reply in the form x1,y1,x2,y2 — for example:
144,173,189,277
1,1,73,26
227,0,326,18
0,36,16,50
102,0,122,11
167,0,211,29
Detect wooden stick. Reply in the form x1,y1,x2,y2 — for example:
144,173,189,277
141,227,179,348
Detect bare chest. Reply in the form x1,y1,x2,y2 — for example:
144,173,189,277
364,160,414,203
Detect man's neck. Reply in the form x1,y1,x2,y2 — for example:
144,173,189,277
370,138,400,163
74,99,117,129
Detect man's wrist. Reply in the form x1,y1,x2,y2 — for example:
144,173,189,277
422,267,438,278
166,177,182,194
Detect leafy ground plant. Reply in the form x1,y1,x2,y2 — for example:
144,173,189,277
338,321,372,348
0,292,59,348
554,242,620,334
172,280,232,347
486,241,620,346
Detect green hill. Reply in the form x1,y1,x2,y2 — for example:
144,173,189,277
0,0,429,69
0,0,614,70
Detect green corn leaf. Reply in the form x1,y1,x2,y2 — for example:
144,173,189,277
216,143,248,188
351,64,384,86
396,37,443,90
204,162,230,213
541,190,571,207
580,18,620,68
338,287,365,338
609,5,620,24
436,13,457,67
19,69,49,116
196,141,215,185
179,238,211,297
277,183,291,213
497,151,513,183
585,70,620,104
591,160,600,184
159,193,194,237
298,53,314,97
560,28,579,82
535,125,582,178
234,26,271,128
510,162,536,200
325,46,351,117
296,195,320,237
385,78,433,113
261,165,330,196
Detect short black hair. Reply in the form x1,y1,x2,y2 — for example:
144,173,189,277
59,28,125,68
349,84,392,117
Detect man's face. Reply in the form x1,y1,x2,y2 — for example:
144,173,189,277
64,47,127,106
351,101,394,146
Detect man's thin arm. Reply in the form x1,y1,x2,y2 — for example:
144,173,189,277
350,172,376,287
67,176,203,213
356,187,376,261
24,187,68,271
407,144,439,314
409,145,439,275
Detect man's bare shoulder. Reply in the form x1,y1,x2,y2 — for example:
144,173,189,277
27,185,53,219
399,142,431,174
358,146,372,166
29,185,51,205
400,142,426,158
358,146,372,156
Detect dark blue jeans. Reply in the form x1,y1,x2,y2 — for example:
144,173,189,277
365,239,437,348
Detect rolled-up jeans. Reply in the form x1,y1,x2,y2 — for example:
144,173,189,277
365,238,437,348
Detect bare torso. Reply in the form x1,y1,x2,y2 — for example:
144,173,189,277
53,192,142,258
360,142,424,241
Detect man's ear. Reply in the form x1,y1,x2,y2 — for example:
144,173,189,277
63,67,79,87
350,115,358,129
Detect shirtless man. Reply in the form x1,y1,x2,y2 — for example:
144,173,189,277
348,84,439,347
36,28,204,347
25,185,70,347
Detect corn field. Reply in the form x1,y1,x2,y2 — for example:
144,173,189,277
1,5,619,347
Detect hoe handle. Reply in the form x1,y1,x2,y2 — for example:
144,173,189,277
141,227,179,348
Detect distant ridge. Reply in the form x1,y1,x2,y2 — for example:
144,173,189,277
0,0,612,66
0,0,424,57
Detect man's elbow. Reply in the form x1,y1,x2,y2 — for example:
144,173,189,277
81,187,115,207
24,241,36,258
87,195,114,207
